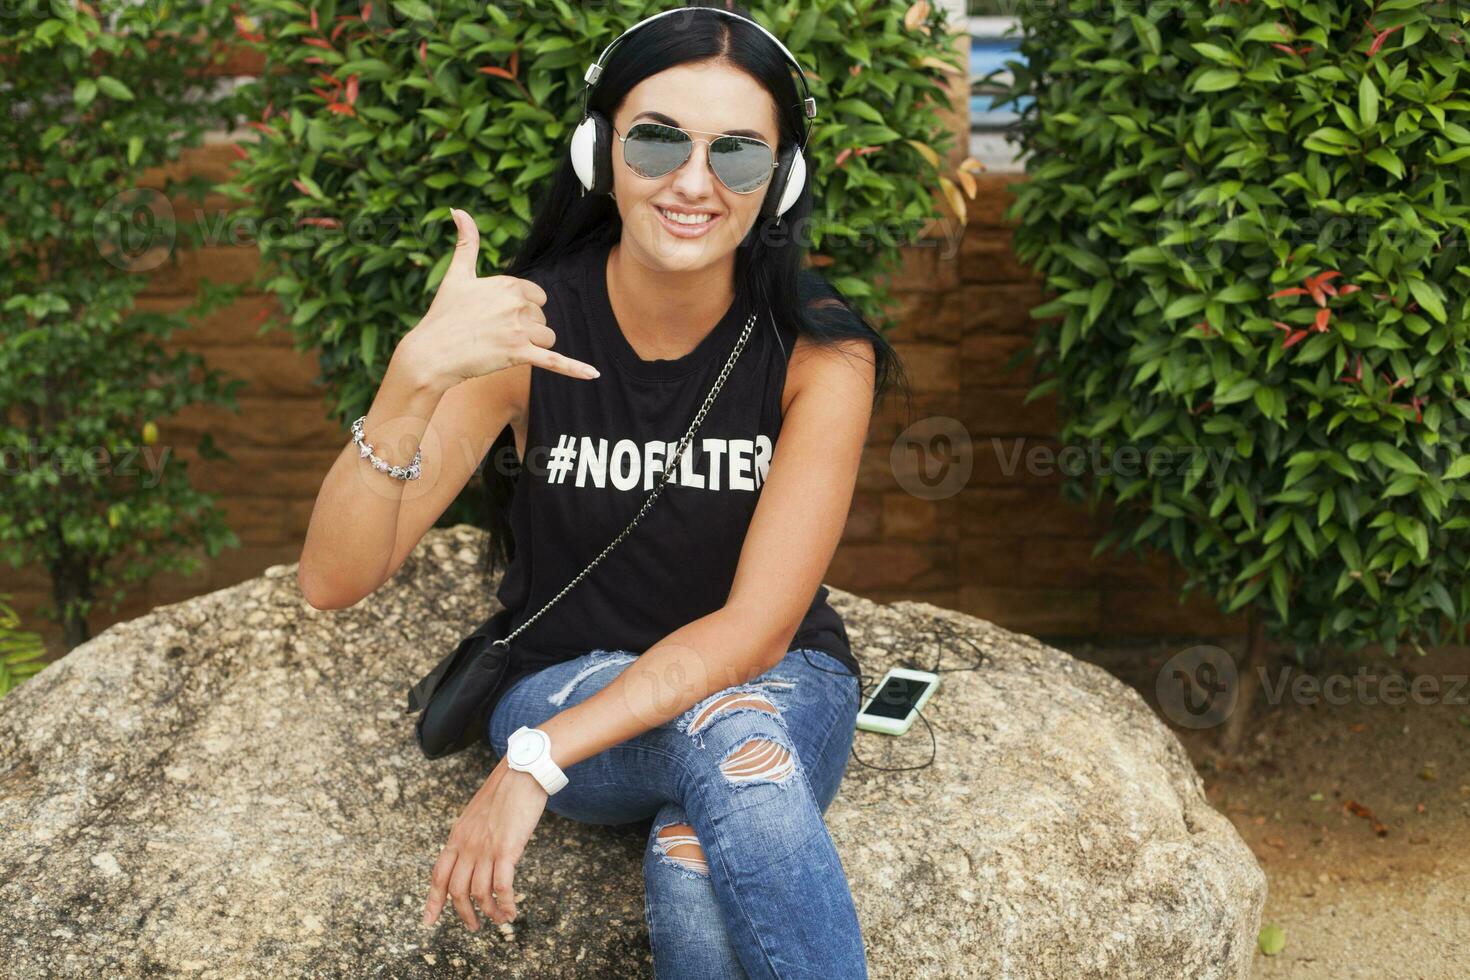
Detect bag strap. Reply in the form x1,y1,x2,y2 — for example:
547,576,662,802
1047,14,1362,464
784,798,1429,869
492,307,761,650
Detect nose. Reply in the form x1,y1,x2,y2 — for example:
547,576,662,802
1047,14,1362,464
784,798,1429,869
669,137,717,198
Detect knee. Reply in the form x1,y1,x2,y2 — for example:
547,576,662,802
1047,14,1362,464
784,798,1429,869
652,822,709,878
676,687,800,790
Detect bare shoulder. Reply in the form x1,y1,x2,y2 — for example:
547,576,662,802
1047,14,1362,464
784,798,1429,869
781,332,877,416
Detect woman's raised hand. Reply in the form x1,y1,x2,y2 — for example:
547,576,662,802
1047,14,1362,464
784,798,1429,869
399,208,600,390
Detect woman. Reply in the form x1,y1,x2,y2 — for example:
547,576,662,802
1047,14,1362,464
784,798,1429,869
298,3,907,976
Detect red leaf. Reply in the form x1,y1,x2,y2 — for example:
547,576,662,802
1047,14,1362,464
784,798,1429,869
1282,329,1309,349
346,74,359,106
510,48,519,77
1313,307,1331,332
855,145,882,157
291,179,310,195
1367,25,1403,59
1269,287,1309,299
299,217,342,228
311,87,333,101
478,66,515,79
1272,320,1292,332
326,102,356,116
834,147,853,167
419,40,428,64
229,143,248,160
1270,43,1296,55
1338,284,1361,295
310,8,319,31
304,56,325,65
247,120,273,135
303,37,333,49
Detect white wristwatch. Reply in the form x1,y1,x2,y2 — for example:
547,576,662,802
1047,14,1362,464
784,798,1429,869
506,725,568,795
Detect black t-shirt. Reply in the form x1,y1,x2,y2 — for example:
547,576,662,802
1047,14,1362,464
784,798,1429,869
485,238,858,722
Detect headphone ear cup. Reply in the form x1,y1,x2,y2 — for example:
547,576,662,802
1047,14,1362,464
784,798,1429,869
761,143,804,220
570,110,614,195
776,148,806,218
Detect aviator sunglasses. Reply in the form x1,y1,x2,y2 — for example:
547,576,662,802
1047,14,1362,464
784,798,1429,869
613,122,778,194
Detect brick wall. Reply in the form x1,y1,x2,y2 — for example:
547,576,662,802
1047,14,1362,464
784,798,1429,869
3,150,1242,656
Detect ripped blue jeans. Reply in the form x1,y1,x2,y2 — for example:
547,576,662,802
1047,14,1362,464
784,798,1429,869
487,646,867,980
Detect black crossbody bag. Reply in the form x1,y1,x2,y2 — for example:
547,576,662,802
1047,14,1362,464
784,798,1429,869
404,308,759,759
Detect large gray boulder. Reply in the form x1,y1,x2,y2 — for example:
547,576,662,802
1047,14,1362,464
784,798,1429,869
0,525,1264,978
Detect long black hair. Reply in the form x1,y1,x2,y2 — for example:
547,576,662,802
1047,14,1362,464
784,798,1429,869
479,0,912,579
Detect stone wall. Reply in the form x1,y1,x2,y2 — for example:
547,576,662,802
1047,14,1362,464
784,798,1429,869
2,153,1239,656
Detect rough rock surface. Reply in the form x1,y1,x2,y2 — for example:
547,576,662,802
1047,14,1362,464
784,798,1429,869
0,525,1264,978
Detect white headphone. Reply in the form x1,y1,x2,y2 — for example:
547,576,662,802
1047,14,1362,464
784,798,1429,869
568,7,818,223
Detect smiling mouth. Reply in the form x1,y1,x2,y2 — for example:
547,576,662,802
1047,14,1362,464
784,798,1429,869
656,206,719,226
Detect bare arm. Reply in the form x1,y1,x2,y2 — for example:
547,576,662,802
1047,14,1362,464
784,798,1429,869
296,354,525,610
297,208,598,609
533,336,877,770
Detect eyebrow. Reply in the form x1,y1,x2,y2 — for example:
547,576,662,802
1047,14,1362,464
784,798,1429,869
630,110,769,142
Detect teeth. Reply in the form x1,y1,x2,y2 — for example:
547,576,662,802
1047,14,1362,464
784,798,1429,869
658,207,714,226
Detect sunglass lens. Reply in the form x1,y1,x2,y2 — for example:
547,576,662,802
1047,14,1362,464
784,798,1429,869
710,137,774,193
623,123,691,179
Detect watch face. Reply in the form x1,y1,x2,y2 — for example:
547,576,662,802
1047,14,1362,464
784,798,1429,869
509,729,545,766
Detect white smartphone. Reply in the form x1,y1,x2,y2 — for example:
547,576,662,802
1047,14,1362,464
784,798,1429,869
856,666,940,736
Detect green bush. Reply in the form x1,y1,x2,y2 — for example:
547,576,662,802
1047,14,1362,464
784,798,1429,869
223,0,963,527
996,1,1470,661
0,593,46,698
0,2,245,648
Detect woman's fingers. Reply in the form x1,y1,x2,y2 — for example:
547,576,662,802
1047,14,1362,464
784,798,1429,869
470,858,497,923
492,859,518,921
422,847,457,926
521,343,600,380
446,209,480,281
447,857,481,931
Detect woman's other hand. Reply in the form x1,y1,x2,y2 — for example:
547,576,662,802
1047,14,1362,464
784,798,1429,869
398,208,601,392
422,755,549,931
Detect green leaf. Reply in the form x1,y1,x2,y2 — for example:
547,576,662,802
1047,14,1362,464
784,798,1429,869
1366,147,1404,179
1190,69,1241,93
73,79,97,108
1358,74,1379,130
1371,442,1426,477
1258,924,1286,956
1163,294,1207,320
360,324,378,369
1406,277,1446,324
96,76,135,101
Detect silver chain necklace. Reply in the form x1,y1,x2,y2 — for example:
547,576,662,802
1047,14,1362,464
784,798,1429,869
492,308,760,650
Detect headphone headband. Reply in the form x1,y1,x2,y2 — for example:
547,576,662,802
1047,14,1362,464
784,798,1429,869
581,6,818,151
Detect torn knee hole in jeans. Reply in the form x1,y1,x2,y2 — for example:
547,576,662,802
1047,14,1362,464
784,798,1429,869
546,650,637,706
720,734,798,787
653,822,710,878
676,686,790,745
